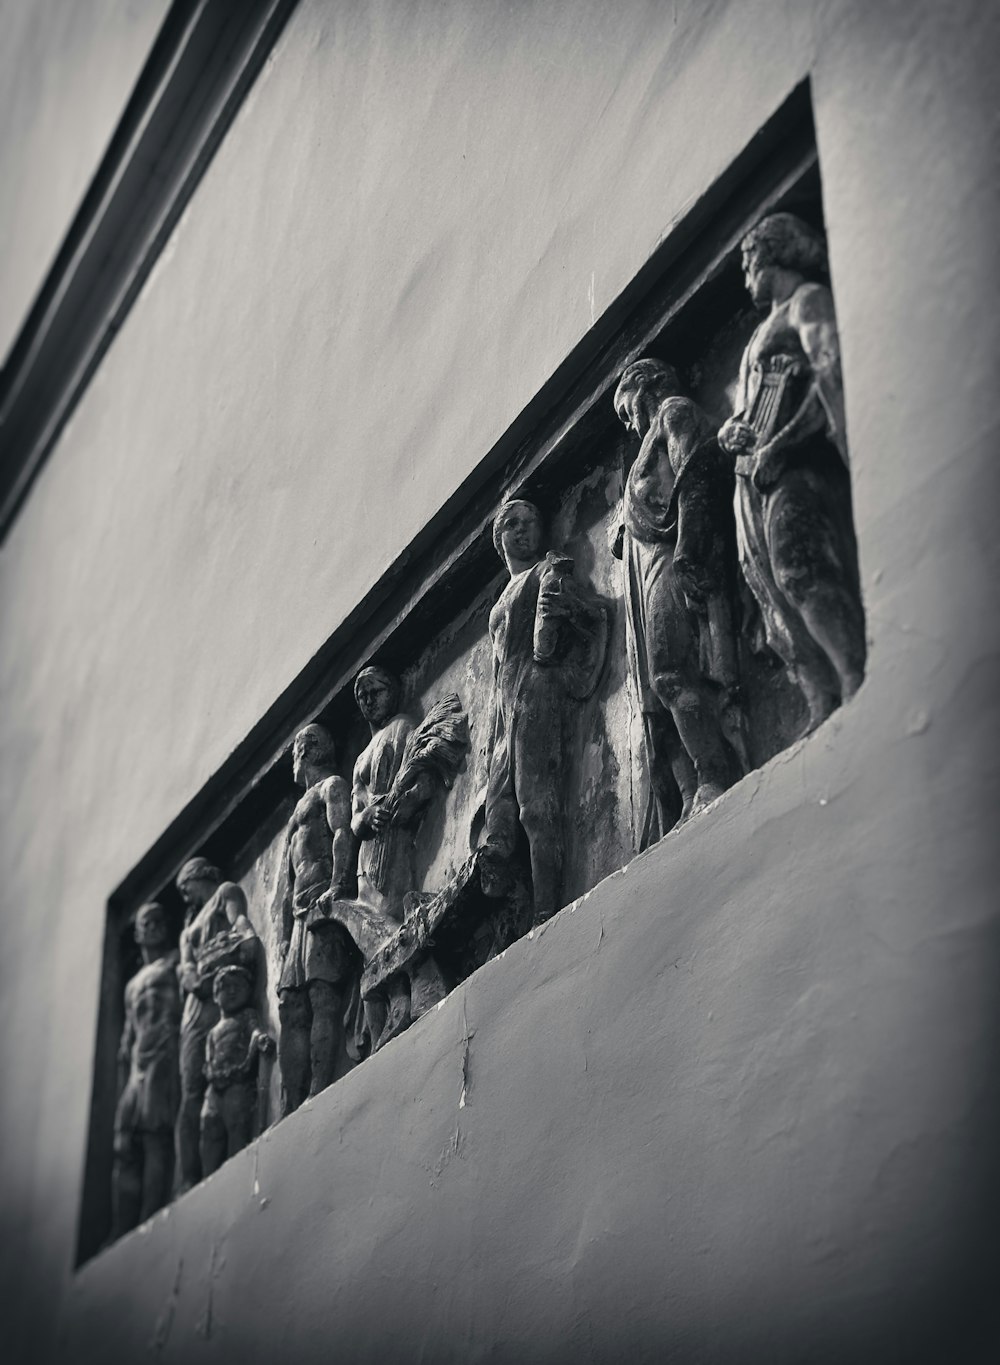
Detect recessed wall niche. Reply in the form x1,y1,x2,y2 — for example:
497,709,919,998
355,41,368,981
78,82,864,1261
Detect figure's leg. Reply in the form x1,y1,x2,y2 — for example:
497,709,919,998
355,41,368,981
176,1025,208,1192
705,591,750,774
277,987,311,1116
514,693,565,924
200,1100,227,1177
111,1132,142,1238
139,1131,174,1222
368,976,412,1053
651,665,734,812
666,727,697,823
767,477,865,723
221,1084,254,1159
518,794,563,924
307,979,343,1097
645,561,734,813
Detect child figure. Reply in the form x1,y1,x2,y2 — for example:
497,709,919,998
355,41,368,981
200,965,274,1176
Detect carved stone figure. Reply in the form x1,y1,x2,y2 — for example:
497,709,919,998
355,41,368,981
480,499,608,923
351,667,469,922
276,723,355,1115
613,359,746,841
718,212,865,731
314,667,469,1053
174,857,257,1192
112,902,181,1238
200,966,274,1176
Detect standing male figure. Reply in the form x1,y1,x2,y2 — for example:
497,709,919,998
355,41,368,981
613,359,744,841
276,723,355,1115
482,499,607,922
112,902,181,1238
174,857,257,1192
719,212,865,732
346,666,469,1048
351,666,451,922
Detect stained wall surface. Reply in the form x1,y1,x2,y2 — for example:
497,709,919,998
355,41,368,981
1,0,998,1360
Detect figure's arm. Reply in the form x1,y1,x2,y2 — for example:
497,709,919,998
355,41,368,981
325,777,357,896
793,282,847,463
244,1012,276,1072
279,836,295,956
177,925,199,995
753,285,840,489
220,882,249,930
632,425,665,481
117,989,136,1079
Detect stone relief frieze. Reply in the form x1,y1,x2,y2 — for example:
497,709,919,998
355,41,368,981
90,196,866,1249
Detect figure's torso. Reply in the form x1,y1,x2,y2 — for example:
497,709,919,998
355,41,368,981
186,886,232,958
489,563,543,675
126,952,181,1067
208,1011,256,1080
353,716,412,806
290,778,344,896
741,289,821,441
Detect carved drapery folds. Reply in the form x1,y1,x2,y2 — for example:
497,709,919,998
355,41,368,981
96,204,864,1244
613,362,746,844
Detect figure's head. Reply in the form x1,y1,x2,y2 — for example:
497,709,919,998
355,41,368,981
613,359,681,438
175,856,221,912
354,666,401,729
492,498,544,569
292,723,336,787
740,212,828,307
134,901,169,950
213,964,252,1013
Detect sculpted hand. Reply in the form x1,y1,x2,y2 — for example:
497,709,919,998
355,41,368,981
361,803,392,835
538,587,572,619
719,417,756,456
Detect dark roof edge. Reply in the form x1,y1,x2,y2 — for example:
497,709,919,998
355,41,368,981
0,0,300,543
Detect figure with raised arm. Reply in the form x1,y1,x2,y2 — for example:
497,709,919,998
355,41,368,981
718,212,865,732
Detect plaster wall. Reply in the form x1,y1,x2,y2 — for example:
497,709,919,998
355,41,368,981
1,0,998,1358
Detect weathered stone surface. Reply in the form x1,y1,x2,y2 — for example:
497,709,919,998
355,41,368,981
111,903,180,1238
613,359,746,844
718,212,865,733
479,499,609,924
174,857,259,1192
308,669,470,1053
200,965,274,1177
274,724,356,1115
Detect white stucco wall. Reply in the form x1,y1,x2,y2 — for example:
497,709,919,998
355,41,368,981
1,0,998,1358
